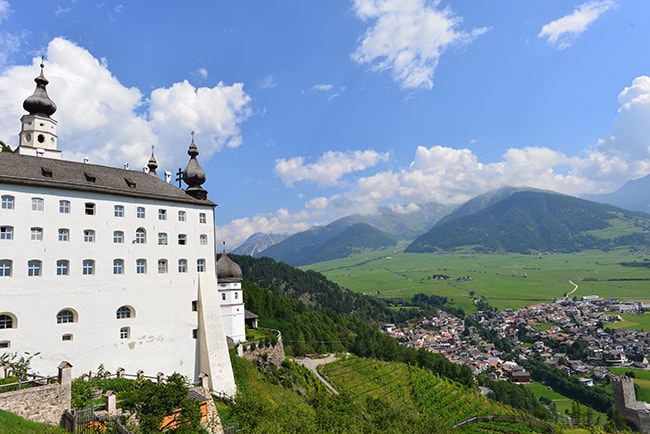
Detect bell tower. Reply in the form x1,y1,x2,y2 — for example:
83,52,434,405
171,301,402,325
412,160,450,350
17,60,60,159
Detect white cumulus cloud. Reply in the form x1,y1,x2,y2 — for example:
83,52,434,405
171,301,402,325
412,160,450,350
0,37,252,171
274,149,390,187
538,0,615,50
352,0,489,89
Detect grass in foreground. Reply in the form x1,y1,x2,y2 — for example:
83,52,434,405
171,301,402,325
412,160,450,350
0,410,67,434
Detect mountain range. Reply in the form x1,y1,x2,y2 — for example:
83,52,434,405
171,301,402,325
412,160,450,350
235,185,650,265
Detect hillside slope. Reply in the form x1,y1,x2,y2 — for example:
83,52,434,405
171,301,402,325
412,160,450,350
407,190,650,254
258,222,397,266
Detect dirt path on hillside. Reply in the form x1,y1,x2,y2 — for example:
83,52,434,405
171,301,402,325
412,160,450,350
292,354,339,394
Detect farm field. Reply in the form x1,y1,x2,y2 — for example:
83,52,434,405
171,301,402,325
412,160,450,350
318,355,551,433
304,247,650,311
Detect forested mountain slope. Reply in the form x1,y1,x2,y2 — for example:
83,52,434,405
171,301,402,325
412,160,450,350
407,190,650,254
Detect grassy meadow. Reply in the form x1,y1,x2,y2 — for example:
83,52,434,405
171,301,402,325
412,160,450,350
304,245,650,311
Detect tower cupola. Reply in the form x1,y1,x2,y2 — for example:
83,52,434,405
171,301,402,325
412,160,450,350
23,62,57,116
147,146,158,175
17,60,60,159
182,131,207,199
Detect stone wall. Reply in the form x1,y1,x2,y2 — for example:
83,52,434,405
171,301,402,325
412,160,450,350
612,374,650,433
241,334,285,367
0,361,71,426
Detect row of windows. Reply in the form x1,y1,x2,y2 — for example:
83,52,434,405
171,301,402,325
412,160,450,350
0,226,208,245
1,195,207,223
0,258,207,277
0,306,134,329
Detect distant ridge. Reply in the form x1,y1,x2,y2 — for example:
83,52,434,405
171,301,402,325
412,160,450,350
247,201,452,266
407,190,650,254
231,232,289,256
583,173,650,214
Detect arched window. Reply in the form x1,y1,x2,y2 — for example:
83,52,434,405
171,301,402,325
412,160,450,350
56,309,76,324
0,313,16,329
178,259,188,273
158,259,168,274
59,200,70,213
0,226,13,240
113,259,124,275
82,259,95,275
0,260,12,277
136,258,147,274
116,306,133,319
27,260,42,277
1,195,15,209
135,228,146,244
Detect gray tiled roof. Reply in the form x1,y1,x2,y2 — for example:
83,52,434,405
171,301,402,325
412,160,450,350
0,151,216,207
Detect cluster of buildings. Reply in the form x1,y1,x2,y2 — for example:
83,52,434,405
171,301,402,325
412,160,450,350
384,296,650,382
0,64,247,397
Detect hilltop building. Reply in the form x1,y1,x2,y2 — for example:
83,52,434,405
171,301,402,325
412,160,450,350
0,63,238,397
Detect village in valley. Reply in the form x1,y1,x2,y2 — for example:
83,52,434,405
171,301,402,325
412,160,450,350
383,295,650,383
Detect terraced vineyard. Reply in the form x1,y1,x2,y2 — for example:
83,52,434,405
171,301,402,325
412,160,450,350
320,355,552,433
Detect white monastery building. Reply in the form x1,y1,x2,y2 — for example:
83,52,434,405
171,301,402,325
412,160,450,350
0,64,241,397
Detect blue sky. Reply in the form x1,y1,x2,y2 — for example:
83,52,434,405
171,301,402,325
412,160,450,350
1,1,650,247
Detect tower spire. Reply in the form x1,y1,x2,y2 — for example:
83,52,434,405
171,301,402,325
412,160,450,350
148,145,158,175
17,60,60,159
182,131,207,199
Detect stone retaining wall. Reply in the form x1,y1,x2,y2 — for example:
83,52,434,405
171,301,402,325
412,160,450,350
0,361,71,426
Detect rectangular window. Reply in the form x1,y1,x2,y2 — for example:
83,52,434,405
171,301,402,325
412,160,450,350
83,229,95,242
221,293,226,301
158,233,168,245
192,300,198,312
56,260,69,276
113,231,124,243
113,259,124,275
178,259,187,273
178,210,186,221
158,209,167,220
0,226,13,240
197,258,205,272
178,234,187,245
199,212,207,224
27,260,41,277
85,202,95,215
32,197,44,211
0,260,12,277
82,259,94,275
158,259,168,274
58,228,69,241
1,195,15,210
31,227,43,241
136,207,145,218
59,200,70,213
114,205,124,217
199,234,208,245
120,327,130,339
136,259,147,274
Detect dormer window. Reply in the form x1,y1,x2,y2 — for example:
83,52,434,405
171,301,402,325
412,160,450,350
41,167,53,177
124,178,136,189
84,172,96,183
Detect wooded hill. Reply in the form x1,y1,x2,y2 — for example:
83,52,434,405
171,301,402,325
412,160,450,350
406,190,650,254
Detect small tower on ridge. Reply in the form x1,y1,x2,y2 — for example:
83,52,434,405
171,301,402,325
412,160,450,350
17,60,60,159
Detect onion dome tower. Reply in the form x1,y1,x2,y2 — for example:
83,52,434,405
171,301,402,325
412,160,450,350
216,244,243,282
182,131,207,199
147,146,158,175
18,60,61,159
216,242,246,344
